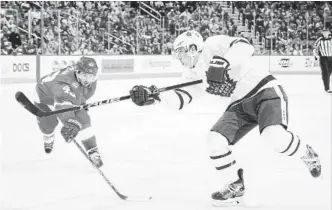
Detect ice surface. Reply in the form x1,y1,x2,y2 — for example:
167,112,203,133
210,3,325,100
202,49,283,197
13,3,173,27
0,75,331,210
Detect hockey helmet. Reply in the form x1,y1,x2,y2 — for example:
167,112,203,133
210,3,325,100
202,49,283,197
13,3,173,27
172,30,204,68
76,56,98,87
77,56,98,74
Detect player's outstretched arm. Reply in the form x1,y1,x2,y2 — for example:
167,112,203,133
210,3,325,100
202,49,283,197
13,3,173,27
129,72,204,110
157,71,205,110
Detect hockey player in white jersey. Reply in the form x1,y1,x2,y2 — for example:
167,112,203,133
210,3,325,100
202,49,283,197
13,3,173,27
129,31,321,206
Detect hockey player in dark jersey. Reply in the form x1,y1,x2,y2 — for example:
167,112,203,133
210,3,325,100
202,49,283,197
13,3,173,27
34,56,103,167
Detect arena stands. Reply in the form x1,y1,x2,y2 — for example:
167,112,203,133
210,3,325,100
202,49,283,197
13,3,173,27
1,1,331,55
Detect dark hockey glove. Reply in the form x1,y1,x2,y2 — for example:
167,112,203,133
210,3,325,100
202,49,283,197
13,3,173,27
61,118,82,143
130,85,160,106
206,56,237,97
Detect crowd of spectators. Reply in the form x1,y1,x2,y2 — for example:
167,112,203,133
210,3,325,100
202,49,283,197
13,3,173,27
236,1,332,55
1,1,331,56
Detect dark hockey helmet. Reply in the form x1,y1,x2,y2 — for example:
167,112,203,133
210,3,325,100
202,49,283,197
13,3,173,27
76,56,98,74
76,56,98,87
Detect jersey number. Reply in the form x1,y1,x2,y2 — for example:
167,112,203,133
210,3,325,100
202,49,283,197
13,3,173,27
62,85,76,98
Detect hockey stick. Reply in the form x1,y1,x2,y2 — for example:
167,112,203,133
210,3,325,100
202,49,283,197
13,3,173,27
15,79,203,117
72,138,152,201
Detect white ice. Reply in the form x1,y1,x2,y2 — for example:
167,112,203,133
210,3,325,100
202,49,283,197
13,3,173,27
0,74,331,210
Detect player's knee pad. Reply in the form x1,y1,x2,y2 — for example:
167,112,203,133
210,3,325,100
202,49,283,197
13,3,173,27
261,125,301,156
207,131,236,171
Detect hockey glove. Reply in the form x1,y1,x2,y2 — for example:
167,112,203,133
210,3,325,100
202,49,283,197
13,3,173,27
206,56,236,97
61,118,82,143
130,85,160,106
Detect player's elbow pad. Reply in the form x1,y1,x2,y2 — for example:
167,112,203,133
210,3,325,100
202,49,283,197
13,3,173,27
161,89,193,110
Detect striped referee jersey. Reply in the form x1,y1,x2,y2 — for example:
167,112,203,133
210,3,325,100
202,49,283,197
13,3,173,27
314,36,332,57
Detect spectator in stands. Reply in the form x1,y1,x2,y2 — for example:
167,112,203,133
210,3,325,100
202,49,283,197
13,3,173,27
293,43,304,55
24,37,38,55
1,41,13,55
82,44,94,55
8,27,22,49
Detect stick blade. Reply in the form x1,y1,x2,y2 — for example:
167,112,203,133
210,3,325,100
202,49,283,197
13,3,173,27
114,188,152,201
15,91,44,117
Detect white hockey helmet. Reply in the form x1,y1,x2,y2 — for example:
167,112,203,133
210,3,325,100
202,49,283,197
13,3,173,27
172,30,204,68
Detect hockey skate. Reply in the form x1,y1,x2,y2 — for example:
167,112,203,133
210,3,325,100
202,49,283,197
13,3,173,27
88,147,103,168
43,133,55,154
301,145,321,178
212,168,245,207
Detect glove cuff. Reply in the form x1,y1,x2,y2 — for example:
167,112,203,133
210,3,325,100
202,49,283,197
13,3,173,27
148,85,161,102
149,85,159,94
68,118,83,130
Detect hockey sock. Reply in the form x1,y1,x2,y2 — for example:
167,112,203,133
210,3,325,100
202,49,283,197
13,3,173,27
210,149,239,185
43,132,55,143
76,127,97,151
81,136,97,151
279,131,306,158
208,131,239,185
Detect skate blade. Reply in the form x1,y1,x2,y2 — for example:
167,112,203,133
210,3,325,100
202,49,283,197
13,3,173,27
212,197,245,207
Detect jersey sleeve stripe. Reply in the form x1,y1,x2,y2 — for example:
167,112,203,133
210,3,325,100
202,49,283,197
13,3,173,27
174,91,184,110
174,89,193,104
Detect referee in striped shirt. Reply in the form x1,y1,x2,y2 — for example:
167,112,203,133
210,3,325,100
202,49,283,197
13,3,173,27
314,29,332,93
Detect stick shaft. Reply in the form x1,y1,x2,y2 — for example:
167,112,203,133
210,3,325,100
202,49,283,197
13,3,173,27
16,79,203,117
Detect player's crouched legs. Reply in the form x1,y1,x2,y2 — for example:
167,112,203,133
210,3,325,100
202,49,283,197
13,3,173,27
260,125,321,177
207,131,245,206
